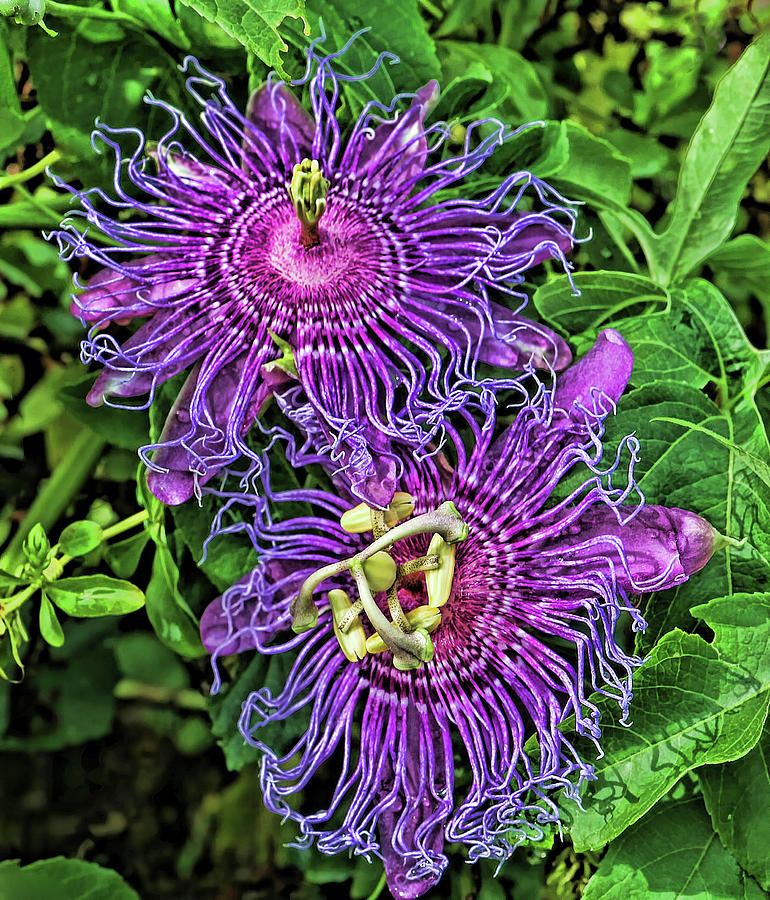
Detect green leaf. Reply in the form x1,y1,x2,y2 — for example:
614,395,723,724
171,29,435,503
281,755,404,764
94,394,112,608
699,719,770,891
551,122,632,210
46,575,145,617
564,592,770,850
533,271,666,336
176,0,307,77
652,416,770,489
0,568,22,588
0,857,139,900
0,23,25,160
207,651,303,770
104,530,151,579
437,41,548,123
26,22,187,184
0,620,119,749
38,592,65,648
58,378,150,452
582,796,749,900
144,545,205,658
654,32,770,284
707,234,770,324
171,495,255,592
113,0,191,47
114,632,189,690
58,520,104,557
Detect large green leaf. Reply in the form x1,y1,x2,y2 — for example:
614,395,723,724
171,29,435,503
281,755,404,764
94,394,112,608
564,593,770,850
536,275,770,646
699,720,770,891
27,22,187,184
437,41,548,123
0,857,138,900
176,0,307,77
582,796,753,900
652,32,770,284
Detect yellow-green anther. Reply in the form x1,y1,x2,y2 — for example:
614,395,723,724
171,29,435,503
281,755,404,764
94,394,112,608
366,605,442,654
339,491,416,535
329,589,367,662
340,501,376,534
424,533,456,607
288,158,329,247
384,492,415,527
406,605,442,633
362,551,397,593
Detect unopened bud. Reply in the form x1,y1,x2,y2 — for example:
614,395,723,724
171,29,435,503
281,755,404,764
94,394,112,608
23,523,52,571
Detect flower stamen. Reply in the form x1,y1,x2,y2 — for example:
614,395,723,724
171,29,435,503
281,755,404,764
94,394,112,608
287,158,329,248
289,498,468,670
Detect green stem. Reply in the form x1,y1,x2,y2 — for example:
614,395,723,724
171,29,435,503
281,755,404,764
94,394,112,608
102,510,149,541
45,0,145,30
0,429,106,575
364,870,388,900
0,150,62,191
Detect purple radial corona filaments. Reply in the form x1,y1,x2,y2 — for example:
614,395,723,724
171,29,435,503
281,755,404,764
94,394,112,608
50,31,577,508
200,329,719,899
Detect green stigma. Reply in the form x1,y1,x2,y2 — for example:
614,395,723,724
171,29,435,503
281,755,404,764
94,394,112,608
287,158,329,248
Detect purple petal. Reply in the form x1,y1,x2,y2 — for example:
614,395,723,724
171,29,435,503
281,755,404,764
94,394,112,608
423,210,574,267
432,297,571,371
245,82,315,166
378,707,450,899
313,414,399,509
147,355,272,505
554,328,633,414
72,260,196,325
355,81,439,185
86,310,198,404
559,503,718,592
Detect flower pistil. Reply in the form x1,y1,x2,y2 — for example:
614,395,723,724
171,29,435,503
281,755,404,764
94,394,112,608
291,493,468,670
287,157,329,247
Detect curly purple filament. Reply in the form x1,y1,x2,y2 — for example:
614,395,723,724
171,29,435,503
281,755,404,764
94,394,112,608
200,329,718,898
51,32,577,508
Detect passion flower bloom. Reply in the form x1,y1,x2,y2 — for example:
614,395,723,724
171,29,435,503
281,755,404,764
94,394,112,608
200,329,718,898
52,32,576,508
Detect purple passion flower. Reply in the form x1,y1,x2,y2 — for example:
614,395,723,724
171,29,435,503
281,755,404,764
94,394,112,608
51,33,576,508
200,329,718,898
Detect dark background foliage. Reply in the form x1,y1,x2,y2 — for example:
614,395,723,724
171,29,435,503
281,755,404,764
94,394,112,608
1,1,769,898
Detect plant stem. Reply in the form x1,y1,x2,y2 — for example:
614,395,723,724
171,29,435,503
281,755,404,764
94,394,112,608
364,870,388,900
0,150,62,191
0,429,106,575
102,510,149,541
45,0,145,30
